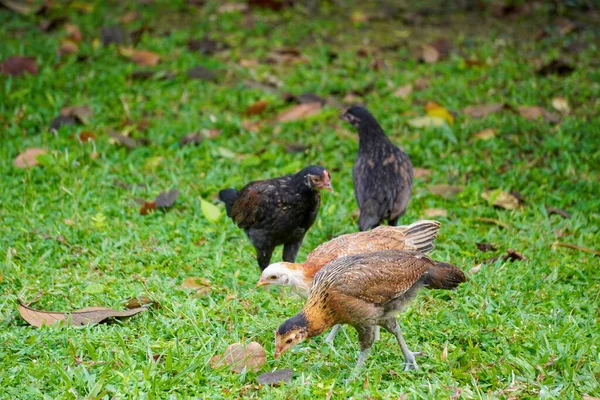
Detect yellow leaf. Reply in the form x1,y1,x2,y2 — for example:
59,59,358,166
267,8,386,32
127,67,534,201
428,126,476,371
407,116,446,128
201,198,222,223
425,102,454,124
551,96,570,113
474,128,497,140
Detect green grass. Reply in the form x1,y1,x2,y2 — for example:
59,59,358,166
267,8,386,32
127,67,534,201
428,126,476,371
1,1,599,398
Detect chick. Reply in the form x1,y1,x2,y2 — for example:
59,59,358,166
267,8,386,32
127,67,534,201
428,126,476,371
274,250,467,371
341,106,413,231
219,166,333,271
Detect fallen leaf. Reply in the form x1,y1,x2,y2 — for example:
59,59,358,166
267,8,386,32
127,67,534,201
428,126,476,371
266,47,307,65
582,395,600,400
462,103,504,118
179,133,202,147
546,206,571,219
244,100,269,116
64,23,82,42
551,97,570,113
553,242,600,257
108,130,146,149
60,105,93,124
473,128,496,140
0,0,44,14
18,300,146,328
217,2,248,13
518,106,560,124
423,208,447,218
187,66,216,81
469,264,482,274
78,131,96,142
59,40,79,55
257,369,293,385
407,116,446,128
481,190,519,210
210,354,223,369
425,101,454,124
1,56,38,76
187,37,227,55
414,78,429,90
537,60,574,76
478,249,526,267
201,198,222,223
476,243,497,252
429,184,464,198
215,342,266,373
14,148,46,168
124,296,155,309
420,44,440,63
119,11,139,24
155,189,179,208
413,167,432,178
181,277,211,296
393,84,413,99
276,102,322,122
139,201,155,215
120,47,160,66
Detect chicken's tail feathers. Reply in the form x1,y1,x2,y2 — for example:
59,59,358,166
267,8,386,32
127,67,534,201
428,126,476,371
218,188,238,217
423,261,467,290
404,220,442,254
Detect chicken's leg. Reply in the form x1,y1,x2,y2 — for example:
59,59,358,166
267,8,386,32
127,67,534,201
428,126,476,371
382,319,419,371
354,325,376,369
324,324,342,343
282,241,302,263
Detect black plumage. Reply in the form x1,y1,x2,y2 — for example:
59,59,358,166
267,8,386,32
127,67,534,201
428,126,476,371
218,166,333,271
341,106,413,231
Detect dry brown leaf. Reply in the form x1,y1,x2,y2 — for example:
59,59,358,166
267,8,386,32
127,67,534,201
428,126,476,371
18,300,146,328
518,106,560,123
244,100,269,116
14,148,46,168
582,395,600,400
120,47,161,66
257,369,293,385
218,2,248,13
266,47,307,65
59,40,79,55
79,131,96,142
276,102,321,122
218,342,266,373
64,23,82,42
0,0,44,14
423,208,447,218
551,97,570,114
140,200,156,215
469,264,482,274
181,277,211,296
124,296,155,309
476,243,497,252
393,84,413,99
414,167,433,178
120,11,139,24
481,190,519,210
1,56,38,76
462,103,504,118
420,44,439,63
60,105,93,124
414,78,429,90
474,128,497,140
155,189,179,208
428,184,464,198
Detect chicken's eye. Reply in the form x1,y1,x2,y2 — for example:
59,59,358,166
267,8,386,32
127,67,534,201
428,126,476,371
269,275,277,280
285,339,293,344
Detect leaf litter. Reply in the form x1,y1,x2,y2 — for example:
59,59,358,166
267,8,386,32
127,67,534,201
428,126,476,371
211,342,266,373
14,148,46,168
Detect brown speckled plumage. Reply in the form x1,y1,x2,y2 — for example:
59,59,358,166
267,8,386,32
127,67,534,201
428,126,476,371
275,250,467,370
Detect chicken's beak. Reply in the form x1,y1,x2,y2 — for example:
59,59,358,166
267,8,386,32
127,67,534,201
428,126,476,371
322,181,334,192
256,280,269,288
340,112,349,122
274,346,282,359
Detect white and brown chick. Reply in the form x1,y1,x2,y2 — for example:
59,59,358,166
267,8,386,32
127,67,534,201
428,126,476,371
274,250,467,371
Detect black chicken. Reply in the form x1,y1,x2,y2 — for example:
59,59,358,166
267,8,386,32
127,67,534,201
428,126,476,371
341,106,413,231
219,166,333,271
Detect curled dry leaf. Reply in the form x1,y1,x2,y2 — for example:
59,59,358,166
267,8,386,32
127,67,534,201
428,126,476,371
481,190,519,210
462,103,504,118
59,40,79,55
425,101,454,124
79,131,96,142
551,97,570,114
1,56,38,76
276,102,322,122
393,84,413,99
155,189,179,209
60,105,93,124
140,200,156,215
213,342,266,373
518,106,560,123
413,167,432,178
120,47,161,66
419,38,450,64
14,148,46,168
476,243,497,252
428,184,464,198
473,128,496,140
244,100,269,116
181,277,211,296
257,369,293,386
18,300,146,328
124,296,155,309
64,23,82,42
423,208,447,218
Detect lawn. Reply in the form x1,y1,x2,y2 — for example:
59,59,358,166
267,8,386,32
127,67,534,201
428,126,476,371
1,0,599,398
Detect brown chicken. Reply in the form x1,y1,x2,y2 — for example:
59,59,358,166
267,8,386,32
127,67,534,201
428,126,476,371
274,250,467,371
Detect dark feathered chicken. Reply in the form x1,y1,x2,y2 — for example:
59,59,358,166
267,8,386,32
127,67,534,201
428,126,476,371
274,250,467,371
341,106,413,231
219,166,333,271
